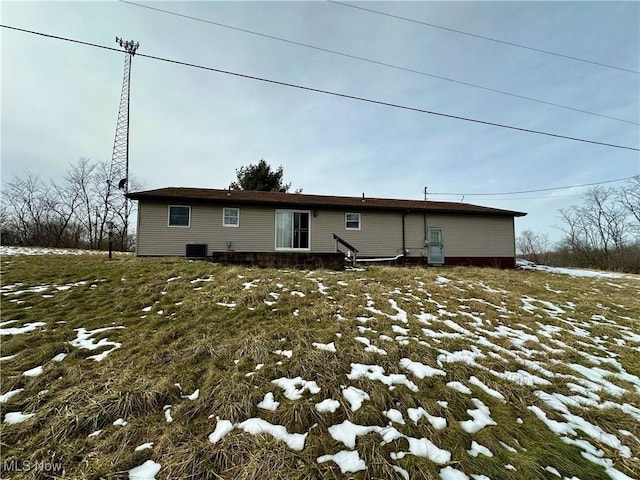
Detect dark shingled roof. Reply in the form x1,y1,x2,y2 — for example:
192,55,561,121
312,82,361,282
128,187,527,217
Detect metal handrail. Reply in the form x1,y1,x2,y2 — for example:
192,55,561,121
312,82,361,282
333,233,358,266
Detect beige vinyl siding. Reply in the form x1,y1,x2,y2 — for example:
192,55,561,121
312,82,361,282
425,214,515,258
136,201,515,259
404,214,427,256
311,210,404,257
136,204,405,257
137,203,213,256
225,208,274,252
311,211,514,258
136,202,275,256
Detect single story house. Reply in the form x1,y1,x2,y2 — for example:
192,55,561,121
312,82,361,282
127,187,526,268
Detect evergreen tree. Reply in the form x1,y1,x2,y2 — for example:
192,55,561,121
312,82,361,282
229,159,291,192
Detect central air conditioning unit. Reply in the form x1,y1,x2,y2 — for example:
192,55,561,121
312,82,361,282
185,243,207,259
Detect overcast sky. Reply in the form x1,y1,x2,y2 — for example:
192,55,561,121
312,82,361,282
2,1,639,243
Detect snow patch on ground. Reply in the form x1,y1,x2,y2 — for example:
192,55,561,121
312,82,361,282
128,460,161,480
23,365,44,377
467,441,494,457
316,398,341,413
400,358,446,379
347,363,418,392
312,341,336,352
70,326,124,361
208,418,234,444
317,450,366,473
4,411,35,424
342,386,370,412
0,388,25,403
237,418,309,451
516,259,635,279
0,321,47,336
439,466,470,480
0,246,112,256
271,377,320,400
134,442,154,452
257,392,280,411
459,398,497,434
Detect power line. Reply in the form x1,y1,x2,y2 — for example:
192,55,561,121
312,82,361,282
2,24,639,152
461,194,586,201
118,0,637,126
436,193,585,202
2,25,123,53
428,176,636,196
328,0,640,75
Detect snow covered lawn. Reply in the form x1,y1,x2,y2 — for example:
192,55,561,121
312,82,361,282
1,254,639,479
0,246,119,256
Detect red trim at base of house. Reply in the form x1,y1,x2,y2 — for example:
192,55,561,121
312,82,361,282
358,256,516,269
209,251,346,269
138,252,516,269
444,257,516,269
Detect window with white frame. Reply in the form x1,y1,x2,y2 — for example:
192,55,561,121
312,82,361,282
275,210,310,249
345,212,361,230
223,208,239,227
168,205,191,227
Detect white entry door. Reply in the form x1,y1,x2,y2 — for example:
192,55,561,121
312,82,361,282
428,228,444,264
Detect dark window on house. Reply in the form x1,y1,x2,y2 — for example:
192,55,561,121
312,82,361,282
276,210,310,249
345,213,361,230
168,205,190,227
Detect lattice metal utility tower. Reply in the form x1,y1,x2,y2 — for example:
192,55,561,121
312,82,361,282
109,37,139,249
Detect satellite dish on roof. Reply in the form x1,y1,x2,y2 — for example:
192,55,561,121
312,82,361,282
118,178,127,190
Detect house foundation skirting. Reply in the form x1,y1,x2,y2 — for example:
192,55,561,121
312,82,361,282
209,252,346,269
443,257,516,268
357,256,516,269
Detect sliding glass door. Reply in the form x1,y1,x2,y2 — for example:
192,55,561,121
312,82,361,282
276,210,310,250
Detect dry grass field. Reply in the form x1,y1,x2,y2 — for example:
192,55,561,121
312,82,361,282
1,250,639,479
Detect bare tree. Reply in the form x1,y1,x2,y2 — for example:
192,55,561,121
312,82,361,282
2,158,139,251
516,230,550,264
46,179,82,247
66,158,100,248
619,175,640,225
557,185,636,271
63,158,133,250
1,173,49,245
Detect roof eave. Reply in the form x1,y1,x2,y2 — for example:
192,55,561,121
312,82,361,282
128,191,526,217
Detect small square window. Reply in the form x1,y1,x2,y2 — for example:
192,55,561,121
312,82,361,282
168,205,190,227
345,213,361,230
223,208,239,227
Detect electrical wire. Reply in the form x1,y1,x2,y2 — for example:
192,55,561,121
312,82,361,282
2,24,639,152
328,0,640,75
495,196,584,201
118,0,638,126
2,25,123,53
427,176,636,196
457,194,586,201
